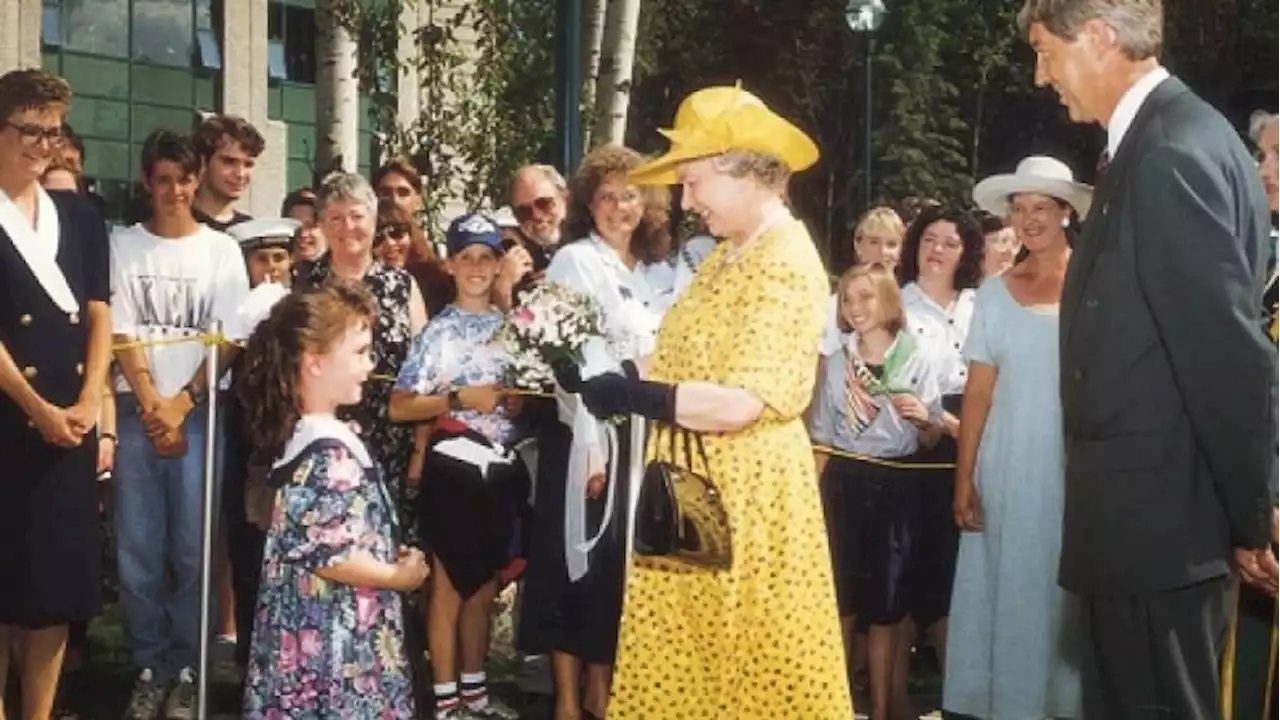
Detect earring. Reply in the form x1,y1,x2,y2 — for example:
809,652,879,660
1061,217,1070,228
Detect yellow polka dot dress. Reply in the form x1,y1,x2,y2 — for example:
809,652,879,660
607,219,853,719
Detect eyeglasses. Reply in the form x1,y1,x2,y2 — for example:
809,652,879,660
513,196,558,223
592,189,642,207
375,224,410,243
5,121,65,148
921,235,964,252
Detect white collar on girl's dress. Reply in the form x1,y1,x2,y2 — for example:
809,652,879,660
0,186,78,314
273,414,374,470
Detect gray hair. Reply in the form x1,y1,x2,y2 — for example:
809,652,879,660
1018,0,1163,61
509,164,568,201
315,171,378,219
1248,110,1278,145
710,150,792,194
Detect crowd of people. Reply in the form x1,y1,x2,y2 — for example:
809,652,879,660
0,0,1277,719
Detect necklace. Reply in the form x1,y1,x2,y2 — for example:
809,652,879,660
718,205,792,271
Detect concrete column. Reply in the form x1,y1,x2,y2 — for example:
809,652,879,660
315,0,359,175
0,0,42,74
220,0,287,216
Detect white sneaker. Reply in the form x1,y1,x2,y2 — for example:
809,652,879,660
465,696,520,719
122,669,166,720
163,668,197,720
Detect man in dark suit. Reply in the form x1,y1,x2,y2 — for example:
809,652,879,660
1019,0,1279,717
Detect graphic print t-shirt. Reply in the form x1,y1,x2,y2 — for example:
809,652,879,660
110,223,251,396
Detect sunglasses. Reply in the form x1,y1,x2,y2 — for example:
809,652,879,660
375,224,410,243
6,121,65,148
513,196,558,223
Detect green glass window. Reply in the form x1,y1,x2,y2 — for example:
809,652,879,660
63,0,129,57
132,0,194,67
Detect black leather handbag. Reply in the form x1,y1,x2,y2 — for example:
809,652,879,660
634,424,732,571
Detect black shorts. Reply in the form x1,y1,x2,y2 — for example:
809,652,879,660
417,427,527,600
820,452,958,628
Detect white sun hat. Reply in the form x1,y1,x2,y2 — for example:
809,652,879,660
972,155,1093,218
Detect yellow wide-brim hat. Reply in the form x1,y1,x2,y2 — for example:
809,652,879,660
629,83,820,186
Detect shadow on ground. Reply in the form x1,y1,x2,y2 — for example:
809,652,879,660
10,602,944,719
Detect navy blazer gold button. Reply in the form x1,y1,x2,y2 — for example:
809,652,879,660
1072,368,1083,381
21,366,37,379
19,314,32,326
68,313,79,325
1085,298,1099,309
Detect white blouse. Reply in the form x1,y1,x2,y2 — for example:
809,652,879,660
900,282,976,397
544,234,667,581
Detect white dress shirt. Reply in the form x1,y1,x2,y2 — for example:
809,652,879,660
641,235,717,313
900,282,975,396
1107,66,1170,159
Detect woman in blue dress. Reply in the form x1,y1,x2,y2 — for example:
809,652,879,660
944,157,1091,719
237,280,429,718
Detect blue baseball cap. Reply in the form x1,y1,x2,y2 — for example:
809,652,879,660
446,213,503,256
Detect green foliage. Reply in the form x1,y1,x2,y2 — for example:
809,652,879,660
329,0,556,228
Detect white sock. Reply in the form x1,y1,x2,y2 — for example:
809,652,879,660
461,671,488,708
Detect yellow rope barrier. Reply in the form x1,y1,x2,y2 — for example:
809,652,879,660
107,334,959,469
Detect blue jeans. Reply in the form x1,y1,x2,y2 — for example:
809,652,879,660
114,394,222,681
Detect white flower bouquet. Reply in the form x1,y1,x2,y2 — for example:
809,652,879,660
494,281,609,392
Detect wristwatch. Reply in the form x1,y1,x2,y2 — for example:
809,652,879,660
181,381,205,405
448,389,463,411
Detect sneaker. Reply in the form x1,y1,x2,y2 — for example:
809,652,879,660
465,697,519,720
163,668,197,720
122,669,166,720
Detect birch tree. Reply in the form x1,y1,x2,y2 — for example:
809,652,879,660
580,0,607,148
591,0,642,147
315,0,361,175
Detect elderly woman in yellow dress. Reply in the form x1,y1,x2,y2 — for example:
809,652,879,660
558,86,852,718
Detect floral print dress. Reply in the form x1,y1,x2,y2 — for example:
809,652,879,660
244,416,416,719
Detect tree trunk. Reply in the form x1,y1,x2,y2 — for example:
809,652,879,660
315,0,360,177
580,0,607,148
971,68,986,176
591,0,642,147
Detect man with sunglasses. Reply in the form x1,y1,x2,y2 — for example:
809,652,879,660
495,164,569,309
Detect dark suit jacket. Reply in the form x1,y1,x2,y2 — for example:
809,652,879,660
1058,77,1278,596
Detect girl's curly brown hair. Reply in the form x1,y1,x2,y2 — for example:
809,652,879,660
565,144,672,264
237,279,377,466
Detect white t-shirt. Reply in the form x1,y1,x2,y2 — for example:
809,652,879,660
110,223,251,396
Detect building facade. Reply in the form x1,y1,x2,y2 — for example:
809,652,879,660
0,0,384,221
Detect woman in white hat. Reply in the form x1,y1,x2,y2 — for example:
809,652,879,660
942,156,1090,720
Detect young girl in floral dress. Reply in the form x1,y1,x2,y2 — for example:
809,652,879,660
236,280,430,717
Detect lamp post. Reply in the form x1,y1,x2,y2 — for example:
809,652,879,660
554,0,584,176
845,0,886,211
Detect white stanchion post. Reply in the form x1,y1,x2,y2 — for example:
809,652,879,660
197,320,221,719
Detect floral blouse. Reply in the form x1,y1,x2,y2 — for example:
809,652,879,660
394,304,516,447
243,418,415,719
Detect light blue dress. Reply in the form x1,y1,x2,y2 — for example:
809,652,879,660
943,277,1082,720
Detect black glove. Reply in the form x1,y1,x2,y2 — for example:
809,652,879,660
578,360,677,423
551,357,584,394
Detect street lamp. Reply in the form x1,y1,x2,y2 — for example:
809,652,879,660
845,0,886,211
554,0,584,176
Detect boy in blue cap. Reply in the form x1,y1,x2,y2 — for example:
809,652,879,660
390,214,524,720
